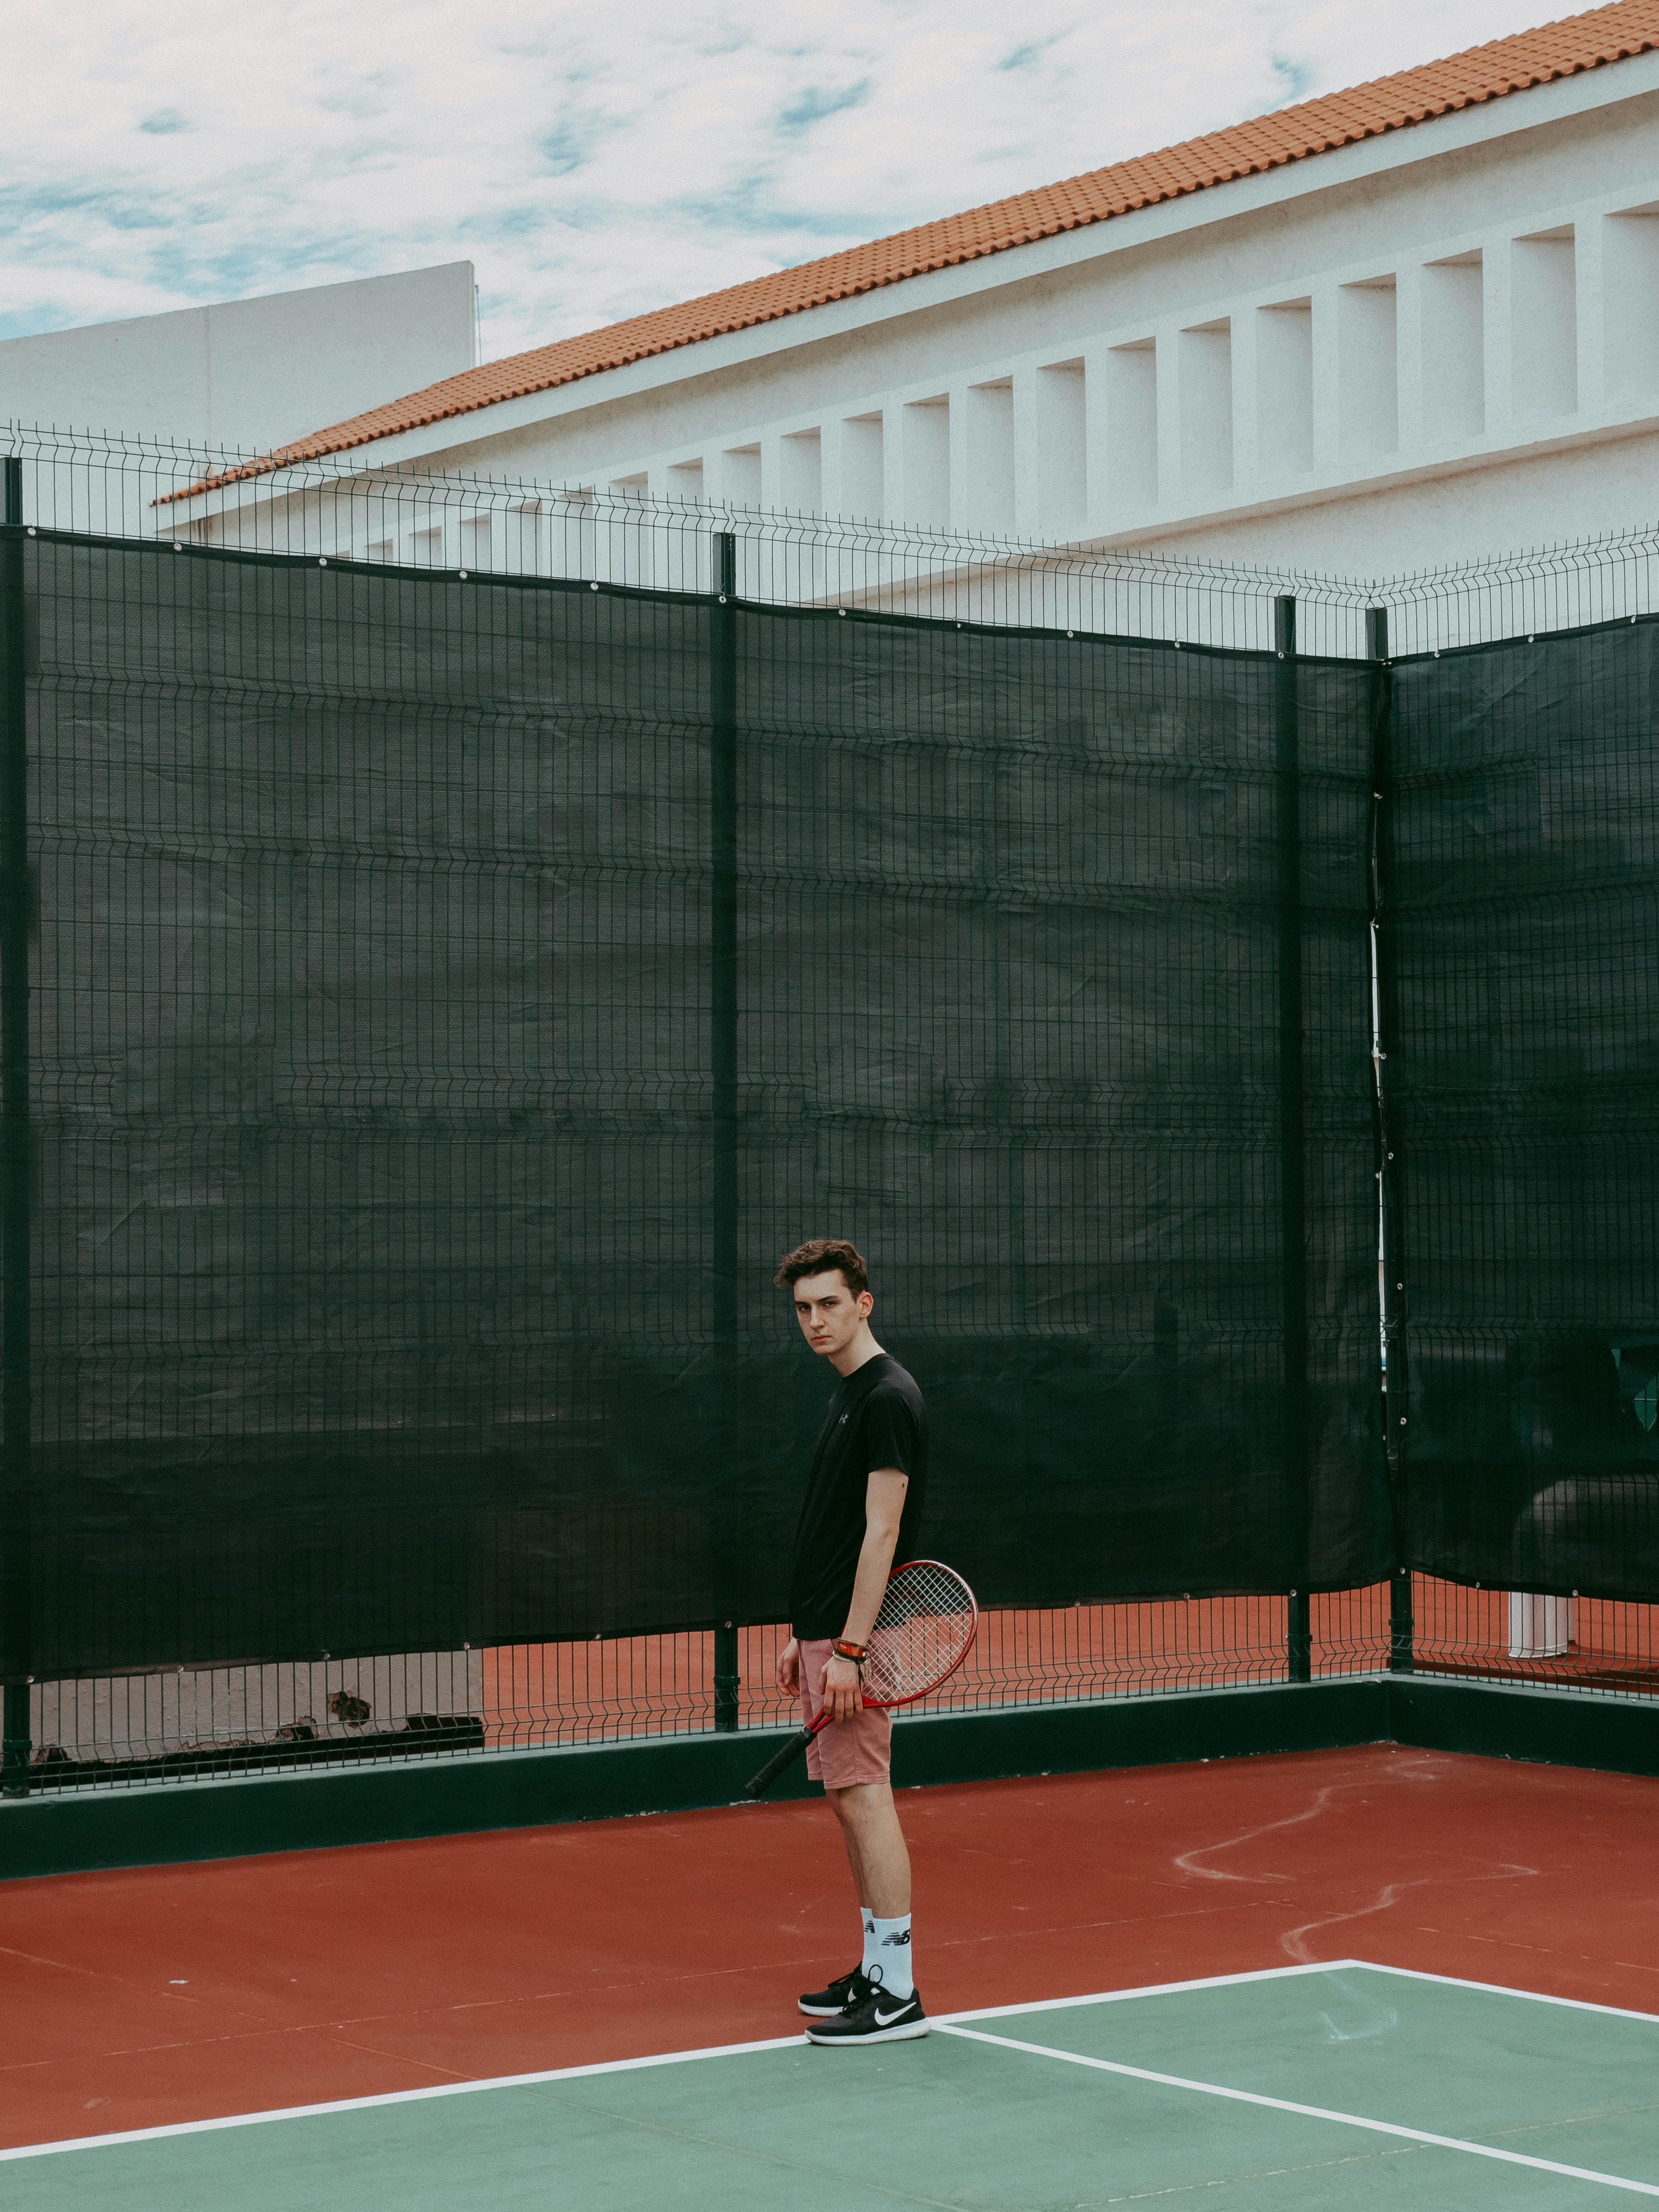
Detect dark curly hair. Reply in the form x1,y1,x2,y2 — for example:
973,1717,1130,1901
772,1238,869,1298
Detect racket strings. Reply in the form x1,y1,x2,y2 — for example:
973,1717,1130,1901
865,1561,976,1704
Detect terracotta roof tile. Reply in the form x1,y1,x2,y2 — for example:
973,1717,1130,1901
188,0,1659,490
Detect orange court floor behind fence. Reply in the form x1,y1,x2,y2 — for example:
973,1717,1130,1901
479,1577,1659,1755
23,1576,1659,1791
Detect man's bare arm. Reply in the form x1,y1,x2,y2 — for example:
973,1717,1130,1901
842,1469,908,1645
822,1468,907,1721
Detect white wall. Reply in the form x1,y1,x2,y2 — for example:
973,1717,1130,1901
0,262,477,454
33,1649,484,1761
1119,424,1659,575
343,67,1659,580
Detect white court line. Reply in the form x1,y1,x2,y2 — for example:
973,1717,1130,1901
0,2034,809,2163
935,2022,1659,2199
939,1956,1362,2025
1346,1959,1659,2028
0,1962,1339,2164
943,1960,1659,2033
3,1958,1652,2168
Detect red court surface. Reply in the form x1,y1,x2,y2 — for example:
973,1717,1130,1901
3,1742,1657,2151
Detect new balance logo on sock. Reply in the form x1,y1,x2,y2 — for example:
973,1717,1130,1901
882,1930,910,1948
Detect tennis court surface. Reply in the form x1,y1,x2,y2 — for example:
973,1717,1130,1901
7,1961,1658,2209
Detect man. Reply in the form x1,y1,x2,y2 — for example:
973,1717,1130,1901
773,1237,929,2046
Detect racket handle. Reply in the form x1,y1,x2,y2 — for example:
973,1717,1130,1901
744,1721,820,1798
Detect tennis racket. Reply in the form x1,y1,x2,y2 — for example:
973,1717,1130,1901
744,1559,978,1798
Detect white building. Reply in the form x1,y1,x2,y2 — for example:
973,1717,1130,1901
0,262,477,457
220,0,1659,578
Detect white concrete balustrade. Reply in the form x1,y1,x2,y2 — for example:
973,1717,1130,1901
572,191,1659,575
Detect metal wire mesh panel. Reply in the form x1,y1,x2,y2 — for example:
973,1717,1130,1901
2,523,1384,1694
1384,618,1659,1600
14,425,1659,1792
24,1578,1659,1790
733,616,1385,1617
0,421,1375,658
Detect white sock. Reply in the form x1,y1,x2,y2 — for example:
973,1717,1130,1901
867,1913,914,1999
860,1904,877,1976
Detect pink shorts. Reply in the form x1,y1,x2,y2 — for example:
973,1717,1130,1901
798,1638,893,1788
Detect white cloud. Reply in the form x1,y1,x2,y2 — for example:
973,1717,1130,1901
2,0,1552,363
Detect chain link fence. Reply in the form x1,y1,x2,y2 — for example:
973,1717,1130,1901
2,423,1656,1798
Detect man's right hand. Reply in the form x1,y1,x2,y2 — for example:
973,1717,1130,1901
776,1637,801,1694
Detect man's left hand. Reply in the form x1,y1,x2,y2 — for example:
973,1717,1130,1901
821,1652,862,1723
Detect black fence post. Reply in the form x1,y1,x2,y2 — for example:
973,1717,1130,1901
714,1622,740,1732
0,456,32,1794
711,532,741,1729
711,532,738,1338
1276,596,1312,1686
1365,603,1413,1676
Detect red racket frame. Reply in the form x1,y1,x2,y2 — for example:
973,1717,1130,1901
842,1557,980,1714
743,1560,979,1798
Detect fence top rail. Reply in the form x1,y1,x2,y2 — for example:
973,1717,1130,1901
1,418,1378,661
1380,516,1659,656
0,416,1361,587
7,419,1659,655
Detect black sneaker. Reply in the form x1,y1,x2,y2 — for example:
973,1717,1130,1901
805,1983,928,2045
798,1966,870,2018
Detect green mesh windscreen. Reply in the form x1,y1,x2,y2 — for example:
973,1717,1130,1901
1385,621,1659,1601
6,533,1386,1680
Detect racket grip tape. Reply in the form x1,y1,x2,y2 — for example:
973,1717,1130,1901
744,1723,818,1798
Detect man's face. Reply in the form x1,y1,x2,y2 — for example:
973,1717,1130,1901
791,1269,872,1359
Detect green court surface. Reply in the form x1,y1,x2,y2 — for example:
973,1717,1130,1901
8,1962,1659,2209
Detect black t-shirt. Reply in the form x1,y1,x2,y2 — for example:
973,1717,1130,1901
789,1353,928,1640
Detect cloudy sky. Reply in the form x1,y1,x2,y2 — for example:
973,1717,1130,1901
6,0,1556,365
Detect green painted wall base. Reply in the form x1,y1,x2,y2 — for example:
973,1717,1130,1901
1,1674,1654,1881
1385,1673,1659,1774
